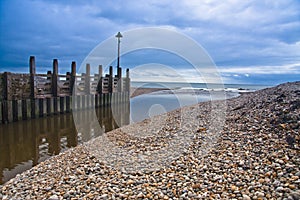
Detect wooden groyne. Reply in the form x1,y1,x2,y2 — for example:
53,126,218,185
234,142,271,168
0,56,130,124
0,102,130,184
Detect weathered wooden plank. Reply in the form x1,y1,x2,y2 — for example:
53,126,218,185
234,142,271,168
125,69,130,92
53,97,58,114
7,100,13,122
66,96,71,113
35,99,39,117
91,94,95,108
3,72,9,100
16,100,21,121
0,73,3,101
46,98,51,115
86,95,90,109
52,59,58,97
2,101,8,123
0,101,2,124
89,95,93,108
21,99,27,120
29,56,36,99
103,94,106,106
39,98,44,117
43,98,47,116
30,99,36,119
82,95,86,109
60,97,64,113
35,74,49,77
70,61,76,96
85,64,91,95
95,94,98,108
109,66,113,93
76,95,81,110
26,99,31,119
12,100,18,122
111,93,115,105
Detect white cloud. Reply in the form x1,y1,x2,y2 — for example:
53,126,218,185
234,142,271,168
130,63,227,83
218,63,300,74
128,62,300,84
177,0,299,28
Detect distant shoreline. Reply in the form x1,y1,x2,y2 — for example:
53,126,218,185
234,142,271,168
130,87,170,98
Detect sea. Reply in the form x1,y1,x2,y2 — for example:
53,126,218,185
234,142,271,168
130,81,272,123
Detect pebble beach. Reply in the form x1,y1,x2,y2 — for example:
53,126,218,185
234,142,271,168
1,81,299,199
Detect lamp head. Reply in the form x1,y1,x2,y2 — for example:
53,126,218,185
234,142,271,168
115,32,123,38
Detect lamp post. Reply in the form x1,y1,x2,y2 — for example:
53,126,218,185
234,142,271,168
115,32,123,71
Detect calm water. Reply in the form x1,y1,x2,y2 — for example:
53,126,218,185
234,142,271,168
0,103,130,184
131,81,271,91
130,82,271,123
0,82,271,184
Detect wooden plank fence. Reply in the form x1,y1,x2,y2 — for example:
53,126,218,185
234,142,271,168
0,56,130,124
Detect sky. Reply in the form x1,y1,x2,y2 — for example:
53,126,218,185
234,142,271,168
0,0,300,85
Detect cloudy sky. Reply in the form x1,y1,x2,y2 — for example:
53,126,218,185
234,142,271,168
0,0,299,85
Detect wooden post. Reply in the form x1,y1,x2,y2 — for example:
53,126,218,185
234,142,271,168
3,72,9,100
118,67,122,92
97,65,103,94
12,100,18,121
71,61,76,95
22,99,27,120
52,59,58,114
118,67,122,79
126,68,130,92
60,97,64,113
66,72,70,80
30,99,36,119
77,96,81,110
85,64,90,95
39,98,44,117
8,101,13,122
82,95,86,109
66,96,71,112
100,94,103,107
0,101,2,124
29,56,36,99
91,94,94,108
99,65,103,78
102,93,106,106
52,59,58,97
109,66,113,93
2,101,8,123
95,94,98,108
46,98,51,115
47,71,51,78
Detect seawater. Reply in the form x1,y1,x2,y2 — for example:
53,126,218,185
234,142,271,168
131,81,271,91
0,104,130,185
130,81,271,123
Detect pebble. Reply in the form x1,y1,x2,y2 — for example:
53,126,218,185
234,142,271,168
289,191,300,200
0,82,299,199
256,191,264,198
276,186,285,192
49,194,59,200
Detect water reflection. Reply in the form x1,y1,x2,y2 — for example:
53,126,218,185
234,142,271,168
0,103,130,185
